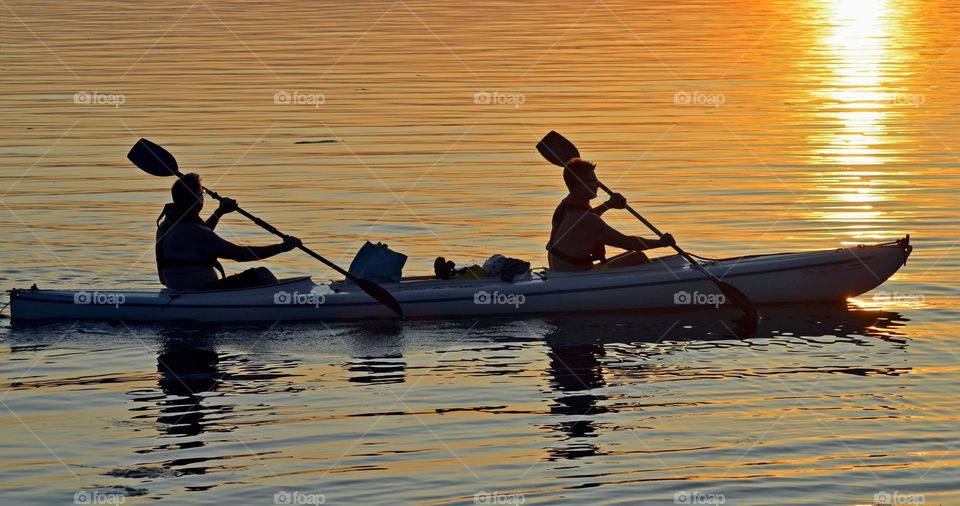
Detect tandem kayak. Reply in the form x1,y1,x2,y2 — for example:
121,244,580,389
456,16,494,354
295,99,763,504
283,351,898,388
8,237,912,323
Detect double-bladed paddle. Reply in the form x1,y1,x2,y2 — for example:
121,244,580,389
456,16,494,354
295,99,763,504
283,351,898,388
536,130,759,323
127,138,404,318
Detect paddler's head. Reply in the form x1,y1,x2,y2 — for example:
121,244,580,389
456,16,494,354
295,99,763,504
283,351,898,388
563,158,599,199
170,173,204,218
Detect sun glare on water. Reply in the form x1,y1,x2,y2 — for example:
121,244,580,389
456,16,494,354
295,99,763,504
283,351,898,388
805,0,918,243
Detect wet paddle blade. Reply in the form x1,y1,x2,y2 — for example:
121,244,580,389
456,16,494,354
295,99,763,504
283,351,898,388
536,131,580,167
128,138,180,177
354,277,404,318
731,313,760,338
717,281,759,323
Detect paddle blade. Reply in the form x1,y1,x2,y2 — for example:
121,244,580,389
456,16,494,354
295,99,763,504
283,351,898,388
536,131,580,167
128,138,180,177
717,281,759,323
354,277,404,318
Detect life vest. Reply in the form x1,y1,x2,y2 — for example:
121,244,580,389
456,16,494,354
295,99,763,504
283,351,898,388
546,197,606,267
155,203,225,285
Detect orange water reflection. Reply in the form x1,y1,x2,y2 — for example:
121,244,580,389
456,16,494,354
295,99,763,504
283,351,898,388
806,0,915,243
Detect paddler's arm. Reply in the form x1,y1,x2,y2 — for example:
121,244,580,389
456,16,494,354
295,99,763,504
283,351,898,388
205,198,238,230
198,227,301,262
591,193,626,216
593,214,674,251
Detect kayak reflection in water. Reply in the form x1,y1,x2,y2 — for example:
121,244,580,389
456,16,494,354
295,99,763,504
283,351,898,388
155,173,302,291
547,158,676,272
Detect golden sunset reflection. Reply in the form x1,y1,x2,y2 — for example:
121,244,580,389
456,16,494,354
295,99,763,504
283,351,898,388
806,0,910,242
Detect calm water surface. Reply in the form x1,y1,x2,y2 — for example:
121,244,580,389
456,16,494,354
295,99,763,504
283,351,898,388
1,0,958,504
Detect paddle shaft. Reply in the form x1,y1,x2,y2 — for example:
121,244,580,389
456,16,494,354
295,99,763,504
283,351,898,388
200,186,355,280
596,181,724,284
201,185,404,316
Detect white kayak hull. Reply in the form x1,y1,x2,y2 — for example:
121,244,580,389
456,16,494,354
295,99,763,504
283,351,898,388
9,239,912,323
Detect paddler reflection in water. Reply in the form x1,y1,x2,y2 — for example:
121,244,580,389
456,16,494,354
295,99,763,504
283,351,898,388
156,173,302,291
547,159,675,271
